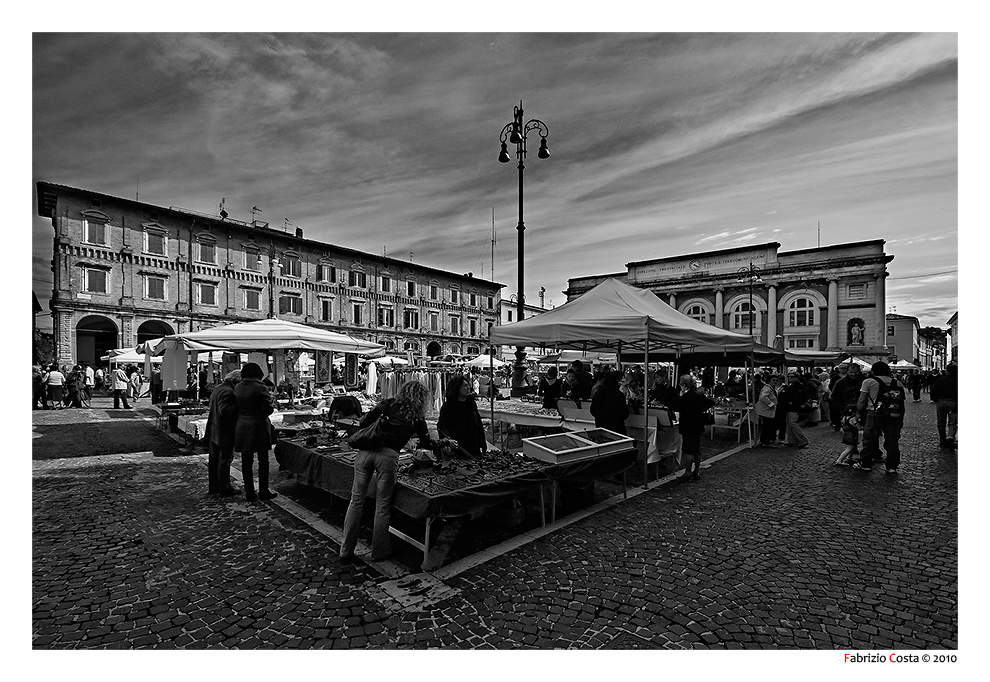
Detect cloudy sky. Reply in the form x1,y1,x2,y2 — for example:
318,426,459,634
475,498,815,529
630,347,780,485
31,32,958,331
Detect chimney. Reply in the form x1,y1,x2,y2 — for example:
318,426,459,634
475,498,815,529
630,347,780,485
295,227,303,238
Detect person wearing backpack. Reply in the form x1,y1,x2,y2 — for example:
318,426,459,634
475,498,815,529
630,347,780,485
855,361,905,474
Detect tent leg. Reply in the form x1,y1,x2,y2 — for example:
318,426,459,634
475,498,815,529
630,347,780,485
642,325,651,490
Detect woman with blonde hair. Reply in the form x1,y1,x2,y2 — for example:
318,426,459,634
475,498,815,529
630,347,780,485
340,380,439,562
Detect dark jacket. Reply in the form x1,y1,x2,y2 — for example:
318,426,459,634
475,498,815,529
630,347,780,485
590,386,629,435
930,374,957,402
538,377,562,409
360,398,434,453
437,398,487,457
673,389,715,435
206,378,239,448
576,371,593,400
778,380,814,414
234,377,275,453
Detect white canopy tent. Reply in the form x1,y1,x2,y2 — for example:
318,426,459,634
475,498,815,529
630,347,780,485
370,355,410,366
462,353,508,368
101,348,162,364
891,359,920,370
490,278,778,484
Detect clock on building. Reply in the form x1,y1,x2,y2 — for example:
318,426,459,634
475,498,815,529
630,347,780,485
689,260,702,271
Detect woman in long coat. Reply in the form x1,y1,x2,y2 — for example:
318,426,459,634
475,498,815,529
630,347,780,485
234,362,277,501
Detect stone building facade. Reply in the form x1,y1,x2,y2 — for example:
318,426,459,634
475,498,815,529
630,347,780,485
566,240,893,361
38,182,502,366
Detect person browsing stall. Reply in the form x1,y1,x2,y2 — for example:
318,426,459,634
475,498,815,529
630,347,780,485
205,369,241,497
234,362,278,501
590,370,630,435
437,374,488,458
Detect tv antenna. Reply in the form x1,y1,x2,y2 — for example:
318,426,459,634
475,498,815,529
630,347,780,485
219,198,228,221
251,205,263,223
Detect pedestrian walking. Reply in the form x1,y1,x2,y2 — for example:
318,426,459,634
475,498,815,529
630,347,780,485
755,374,783,447
672,374,715,481
111,365,131,409
150,365,163,405
930,364,958,449
234,362,278,502
129,366,143,404
339,380,438,561
779,371,812,448
855,361,905,474
94,366,105,391
909,370,923,403
66,365,85,408
44,363,65,409
81,361,94,407
834,405,859,466
205,369,242,496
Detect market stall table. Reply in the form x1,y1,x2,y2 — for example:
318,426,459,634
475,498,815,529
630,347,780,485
275,440,636,570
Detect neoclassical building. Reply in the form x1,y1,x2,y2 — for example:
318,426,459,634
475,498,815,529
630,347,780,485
566,240,893,360
38,182,502,366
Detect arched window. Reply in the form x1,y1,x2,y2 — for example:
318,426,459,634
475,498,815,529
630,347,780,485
686,304,708,324
731,301,760,332
788,297,815,327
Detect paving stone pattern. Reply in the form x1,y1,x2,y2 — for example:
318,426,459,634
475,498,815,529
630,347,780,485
33,396,957,649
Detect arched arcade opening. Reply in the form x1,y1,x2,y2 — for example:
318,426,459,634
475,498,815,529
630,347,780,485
76,315,118,367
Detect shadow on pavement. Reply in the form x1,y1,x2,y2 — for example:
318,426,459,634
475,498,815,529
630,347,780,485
32,421,189,460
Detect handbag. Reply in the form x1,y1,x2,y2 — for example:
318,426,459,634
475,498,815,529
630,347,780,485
346,415,388,450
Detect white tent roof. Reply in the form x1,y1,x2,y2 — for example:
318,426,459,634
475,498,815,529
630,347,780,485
370,355,409,366
840,357,873,369
145,318,385,356
101,349,162,363
462,353,508,367
892,359,919,370
490,278,780,355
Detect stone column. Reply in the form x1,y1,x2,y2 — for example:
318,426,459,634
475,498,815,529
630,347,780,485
668,292,676,308
714,289,724,328
827,278,839,349
766,285,777,345
875,272,887,348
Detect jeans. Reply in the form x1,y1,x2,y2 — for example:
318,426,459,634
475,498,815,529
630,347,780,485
340,446,399,559
785,412,809,447
936,400,957,442
112,388,130,409
861,412,903,469
208,442,235,493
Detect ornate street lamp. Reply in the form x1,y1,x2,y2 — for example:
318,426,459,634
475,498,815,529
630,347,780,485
259,247,280,319
736,263,763,338
498,100,550,396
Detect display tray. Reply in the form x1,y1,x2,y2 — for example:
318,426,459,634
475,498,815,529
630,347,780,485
570,428,635,456
522,432,600,464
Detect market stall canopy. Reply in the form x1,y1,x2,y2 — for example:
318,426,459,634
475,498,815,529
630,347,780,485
891,359,919,370
101,348,162,363
144,318,385,356
784,350,849,365
370,355,410,366
491,278,783,359
537,350,616,364
462,353,508,367
840,356,873,370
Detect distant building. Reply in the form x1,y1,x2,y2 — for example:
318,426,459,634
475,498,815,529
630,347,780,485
566,240,893,361
947,311,958,362
885,313,920,366
37,181,502,366
497,298,556,360
918,327,948,371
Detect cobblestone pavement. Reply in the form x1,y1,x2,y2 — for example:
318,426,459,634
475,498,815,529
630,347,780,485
33,395,958,650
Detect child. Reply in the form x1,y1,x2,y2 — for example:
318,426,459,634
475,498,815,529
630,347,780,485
834,405,859,466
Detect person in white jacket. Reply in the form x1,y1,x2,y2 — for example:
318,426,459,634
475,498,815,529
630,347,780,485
754,374,783,447
112,365,131,409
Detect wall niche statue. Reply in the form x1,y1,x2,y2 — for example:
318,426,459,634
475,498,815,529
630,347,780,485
848,318,865,346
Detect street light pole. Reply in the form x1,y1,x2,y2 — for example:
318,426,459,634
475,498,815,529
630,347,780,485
498,100,550,397
737,263,763,339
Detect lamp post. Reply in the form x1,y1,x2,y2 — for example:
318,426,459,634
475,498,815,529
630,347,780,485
736,263,763,339
259,246,280,319
498,100,550,396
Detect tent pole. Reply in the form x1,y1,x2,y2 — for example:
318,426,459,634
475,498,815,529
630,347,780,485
643,325,650,489
617,340,622,372
746,352,755,448
489,332,496,448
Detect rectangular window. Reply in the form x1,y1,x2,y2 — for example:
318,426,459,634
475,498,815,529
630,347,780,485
403,309,419,329
430,285,439,300
198,282,217,306
84,268,108,294
321,299,332,321
378,306,394,327
429,312,439,332
380,276,391,293
245,290,261,311
847,283,866,300
449,316,460,335
787,337,816,350
281,256,301,278
279,294,303,315
507,310,513,322
244,251,260,272
789,310,814,327
450,288,459,304
352,303,363,325
487,296,494,310
145,276,166,300
470,293,477,307
84,220,108,246
348,270,367,288
407,281,416,298
144,231,166,256
469,319,477,336
319,264,336,283
198,241,216,264
888,326,896,337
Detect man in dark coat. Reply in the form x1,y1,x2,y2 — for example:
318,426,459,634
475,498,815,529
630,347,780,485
205,369,241,496
672,374,716,481
569,360,594,400
930,364,958,448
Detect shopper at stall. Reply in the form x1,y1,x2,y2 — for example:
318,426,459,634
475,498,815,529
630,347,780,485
150,365,163,405
930,363,958,449
560,368,581,401
538,366,563,409
590,370,629,435
65,365,85,408
111,364,130,409
673,374,715,481
437,374,488,457
129,366,143,404
206,369,242,497
855,361,905,474
755,374,783,447
234,362,277,501
43,363,65,409
779,371,811,448
81,361,94,407
569,360,593,400
339,380,439,562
